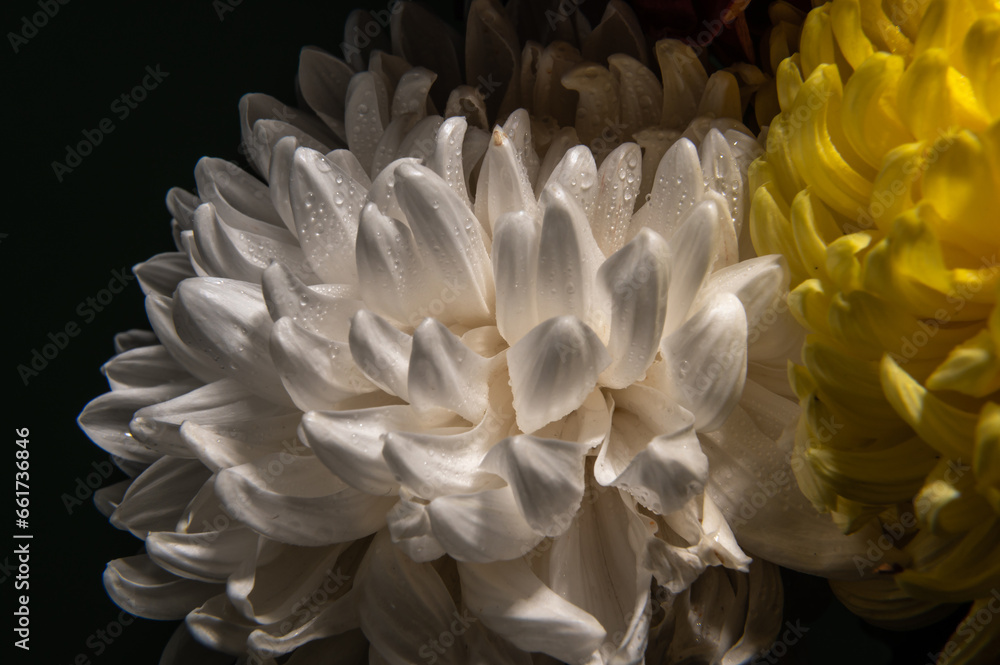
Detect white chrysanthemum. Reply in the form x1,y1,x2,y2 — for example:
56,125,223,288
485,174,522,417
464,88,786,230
79,1,890,663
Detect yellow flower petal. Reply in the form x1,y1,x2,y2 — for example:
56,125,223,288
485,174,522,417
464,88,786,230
806,435,939,504
880,354,979,459
788,65,874,218
963,14,1000,116
974,403,1000,512
841,53,912,169
921,130,1000,256
800,4,839,78
897,517,1000,602
915,457,996,534
897,48,990,141
863,206,994,322
750,183,809,282
831,0,875,70
927,329,1000,397
806,341,908,432
825,232,871,292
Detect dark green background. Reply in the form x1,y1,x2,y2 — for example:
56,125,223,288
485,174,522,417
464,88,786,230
3,0,969,663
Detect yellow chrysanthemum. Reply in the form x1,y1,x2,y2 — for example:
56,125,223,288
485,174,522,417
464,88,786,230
751,0,1000,662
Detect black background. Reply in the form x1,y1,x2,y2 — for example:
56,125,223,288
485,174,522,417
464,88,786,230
2,0,972,663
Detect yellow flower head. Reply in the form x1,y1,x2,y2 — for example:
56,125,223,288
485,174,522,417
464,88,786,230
751,0,1000,659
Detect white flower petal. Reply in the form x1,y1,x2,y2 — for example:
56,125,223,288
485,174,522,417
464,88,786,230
146,296,224,383
492,211,541,345
396,115,444,162
390,66,436,119
301,405,462,496
195,156,284,229
290,147,366,285
113,328,158,354
425,486,544,562
111,457,212,538
535,184,603,326
609,54,662,140
347,309,413,400
355,201,434,327
131,378,290,457
700,128,746,238
508,316,611,433
534,126,580,198
344,71,390,174
270,317,377,411
78,381,199,463
247,586,358,656
407,318,491,422
324,148,372,188
104,555,221,620
699,405,901,579
633,127,680,205
102,344,189,391
94,480,130,519
381,390,511,499
697,255,789,337
269,136,300,233
697,71,742,122
261,262,362,342
134,252,196,298
541,145,598,221
660,292,748,432
395,162,494,327
240,93,339,176
598,228,671,389
356,531,466,665
629,138,706,247
459,558,606,663
215,453,395,546
167,187,200,230
500,109,539,184
228,541,346,624
591,142,642,257
173,278,292,406
298,46,353,142
544,482,652,664
185,595,256,655
561,62,620,151
180,414,302,473
367,49,409,93
147,525,258,583
445,84,489,132
474,127,539,236
596,385,708,515
532,42,582,128
426,116,475,207
663,199,722,332
656,40,708,130
252,119,334,181
385,492,448,562
194,202,316,284
720,560,784,665
480,435,593,537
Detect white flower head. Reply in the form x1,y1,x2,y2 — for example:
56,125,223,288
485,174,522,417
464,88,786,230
80,1,891,663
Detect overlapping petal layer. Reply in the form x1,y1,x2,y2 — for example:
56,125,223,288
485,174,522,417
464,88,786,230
79,1,882,662
751,1,1000,662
